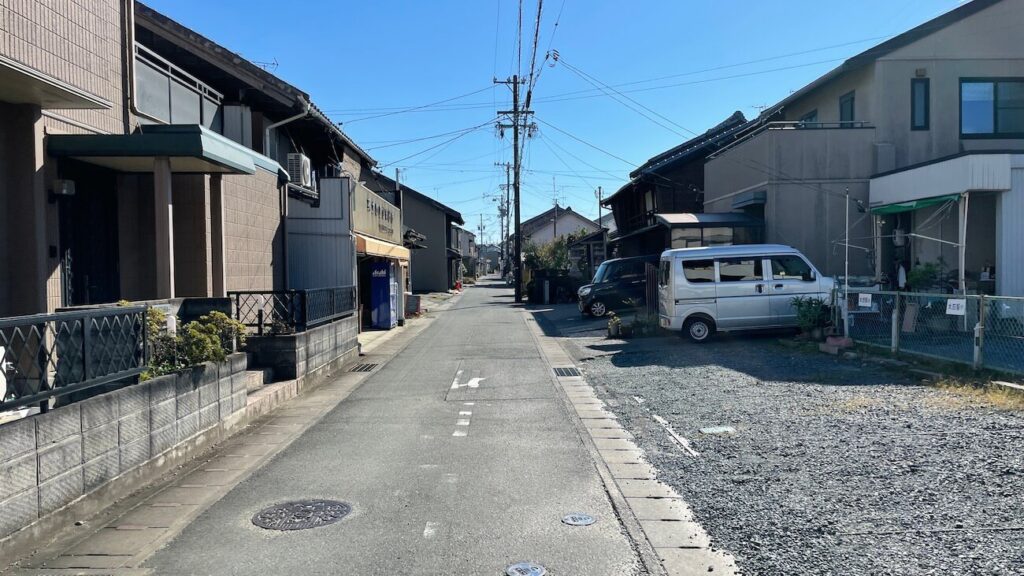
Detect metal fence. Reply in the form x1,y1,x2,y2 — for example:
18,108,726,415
840,289,1024,375
0,306,147,411
229,285,356,335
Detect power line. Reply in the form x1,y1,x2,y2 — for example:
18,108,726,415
380,119,495,167
534,117,637,167
366,121,502,150
325,85,496,123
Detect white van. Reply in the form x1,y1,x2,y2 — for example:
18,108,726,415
658,244,835,342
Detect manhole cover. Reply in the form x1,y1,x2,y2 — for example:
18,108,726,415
562,513,596,526
350,363,378,373
251,500,351,531
553,367,580,377
506,562,546,576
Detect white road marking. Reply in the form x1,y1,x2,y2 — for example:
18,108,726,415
652,414,700,457
455,419,470,426
633,395,645,405
459,411,472,416
451,376,486,389
423,522,439,539
419,464,439,469
449,369,465,389
452,430,468,437
463,402,475,406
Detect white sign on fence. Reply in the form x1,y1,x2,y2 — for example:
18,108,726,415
857,293,873,308
946,298,967,316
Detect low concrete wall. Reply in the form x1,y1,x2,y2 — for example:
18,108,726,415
246,315,359,386
0,352,247,542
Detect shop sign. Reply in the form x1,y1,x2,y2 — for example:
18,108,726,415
353,182,401,245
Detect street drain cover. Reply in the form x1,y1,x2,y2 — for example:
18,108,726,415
553,367,581,377
506,562,546,576
350,363,378,372
251,500,351,531
562,513,596,526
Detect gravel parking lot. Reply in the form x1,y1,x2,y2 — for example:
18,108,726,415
540,305,1024,576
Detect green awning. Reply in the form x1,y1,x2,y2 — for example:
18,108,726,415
870,194,960,215
48,124,288,184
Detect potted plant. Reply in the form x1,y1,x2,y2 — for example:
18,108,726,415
791,296,830,340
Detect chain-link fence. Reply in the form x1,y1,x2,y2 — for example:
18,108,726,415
840,289,1024,375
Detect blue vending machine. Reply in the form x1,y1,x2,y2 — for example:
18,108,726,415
370,261,398,329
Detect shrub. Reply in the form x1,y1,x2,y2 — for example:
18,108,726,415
791,296,830,333
139,308,244,380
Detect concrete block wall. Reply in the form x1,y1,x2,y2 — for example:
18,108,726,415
246,315,359,384
0,353,247,541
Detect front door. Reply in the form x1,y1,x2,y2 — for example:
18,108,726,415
767,254,820,326
58,161,120,306
715,257,770,329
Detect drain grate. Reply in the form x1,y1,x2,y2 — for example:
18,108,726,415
251,500,351,531
506,562,546,576
553,367,581,378
350,363,378,373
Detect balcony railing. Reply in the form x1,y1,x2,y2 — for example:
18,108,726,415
134,42,223,128
0,307,147,411
708,121,873,160
229,286,356,336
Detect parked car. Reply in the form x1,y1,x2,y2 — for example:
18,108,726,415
577,255,660,317
658,244,835,342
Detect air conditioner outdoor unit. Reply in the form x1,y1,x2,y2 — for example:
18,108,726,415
287,153,313,188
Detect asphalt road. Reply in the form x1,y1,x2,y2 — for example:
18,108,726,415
144,281,641,575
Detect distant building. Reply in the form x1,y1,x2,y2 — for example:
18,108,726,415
516,205,600,247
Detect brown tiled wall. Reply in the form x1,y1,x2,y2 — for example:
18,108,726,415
221,169,281,292
0,0,127,135
172,174,212,297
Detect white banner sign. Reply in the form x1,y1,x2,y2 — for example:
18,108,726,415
946,298,967,316
857,293,873,308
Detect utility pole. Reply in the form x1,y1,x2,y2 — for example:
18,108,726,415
496,75,532,302
596,185,606,261
495,162,511,276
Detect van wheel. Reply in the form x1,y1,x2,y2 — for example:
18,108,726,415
684,317,715,343
589,301,608,317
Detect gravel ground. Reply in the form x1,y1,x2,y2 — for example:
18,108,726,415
548,310,1024,576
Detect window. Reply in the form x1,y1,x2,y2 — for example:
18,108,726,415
718,258,762,282
770,256,815,281
659,260,671,286
961,79,1024,137
839,91,855,125
911,78,929,130
682,260,715,283
799,109,818,125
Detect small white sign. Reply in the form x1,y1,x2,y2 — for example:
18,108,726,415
946,299,967,316
857,293,873,308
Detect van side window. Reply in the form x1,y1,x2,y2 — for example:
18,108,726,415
682,259,715,283
718,258,762,282
771,256,815,281
659,261,670,286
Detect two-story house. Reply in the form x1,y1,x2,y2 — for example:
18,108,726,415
517,205,600,248
603,111,761,258
704,0,1024,295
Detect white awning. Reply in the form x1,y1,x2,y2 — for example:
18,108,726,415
870,153,1013,208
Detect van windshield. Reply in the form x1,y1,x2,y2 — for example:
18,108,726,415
592,261,612,284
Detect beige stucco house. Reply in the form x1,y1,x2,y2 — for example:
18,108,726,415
704,0,1024,295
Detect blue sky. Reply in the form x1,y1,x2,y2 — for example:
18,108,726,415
144,0,962,243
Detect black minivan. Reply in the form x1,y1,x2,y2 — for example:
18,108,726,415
577,254,660,316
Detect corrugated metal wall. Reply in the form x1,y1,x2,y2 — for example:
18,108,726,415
287,178,355,289
997,168,1024,296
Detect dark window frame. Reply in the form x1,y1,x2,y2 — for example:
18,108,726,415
959,77,1024,139
911,78,930,131
839,91,855,126
799,109,818,125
